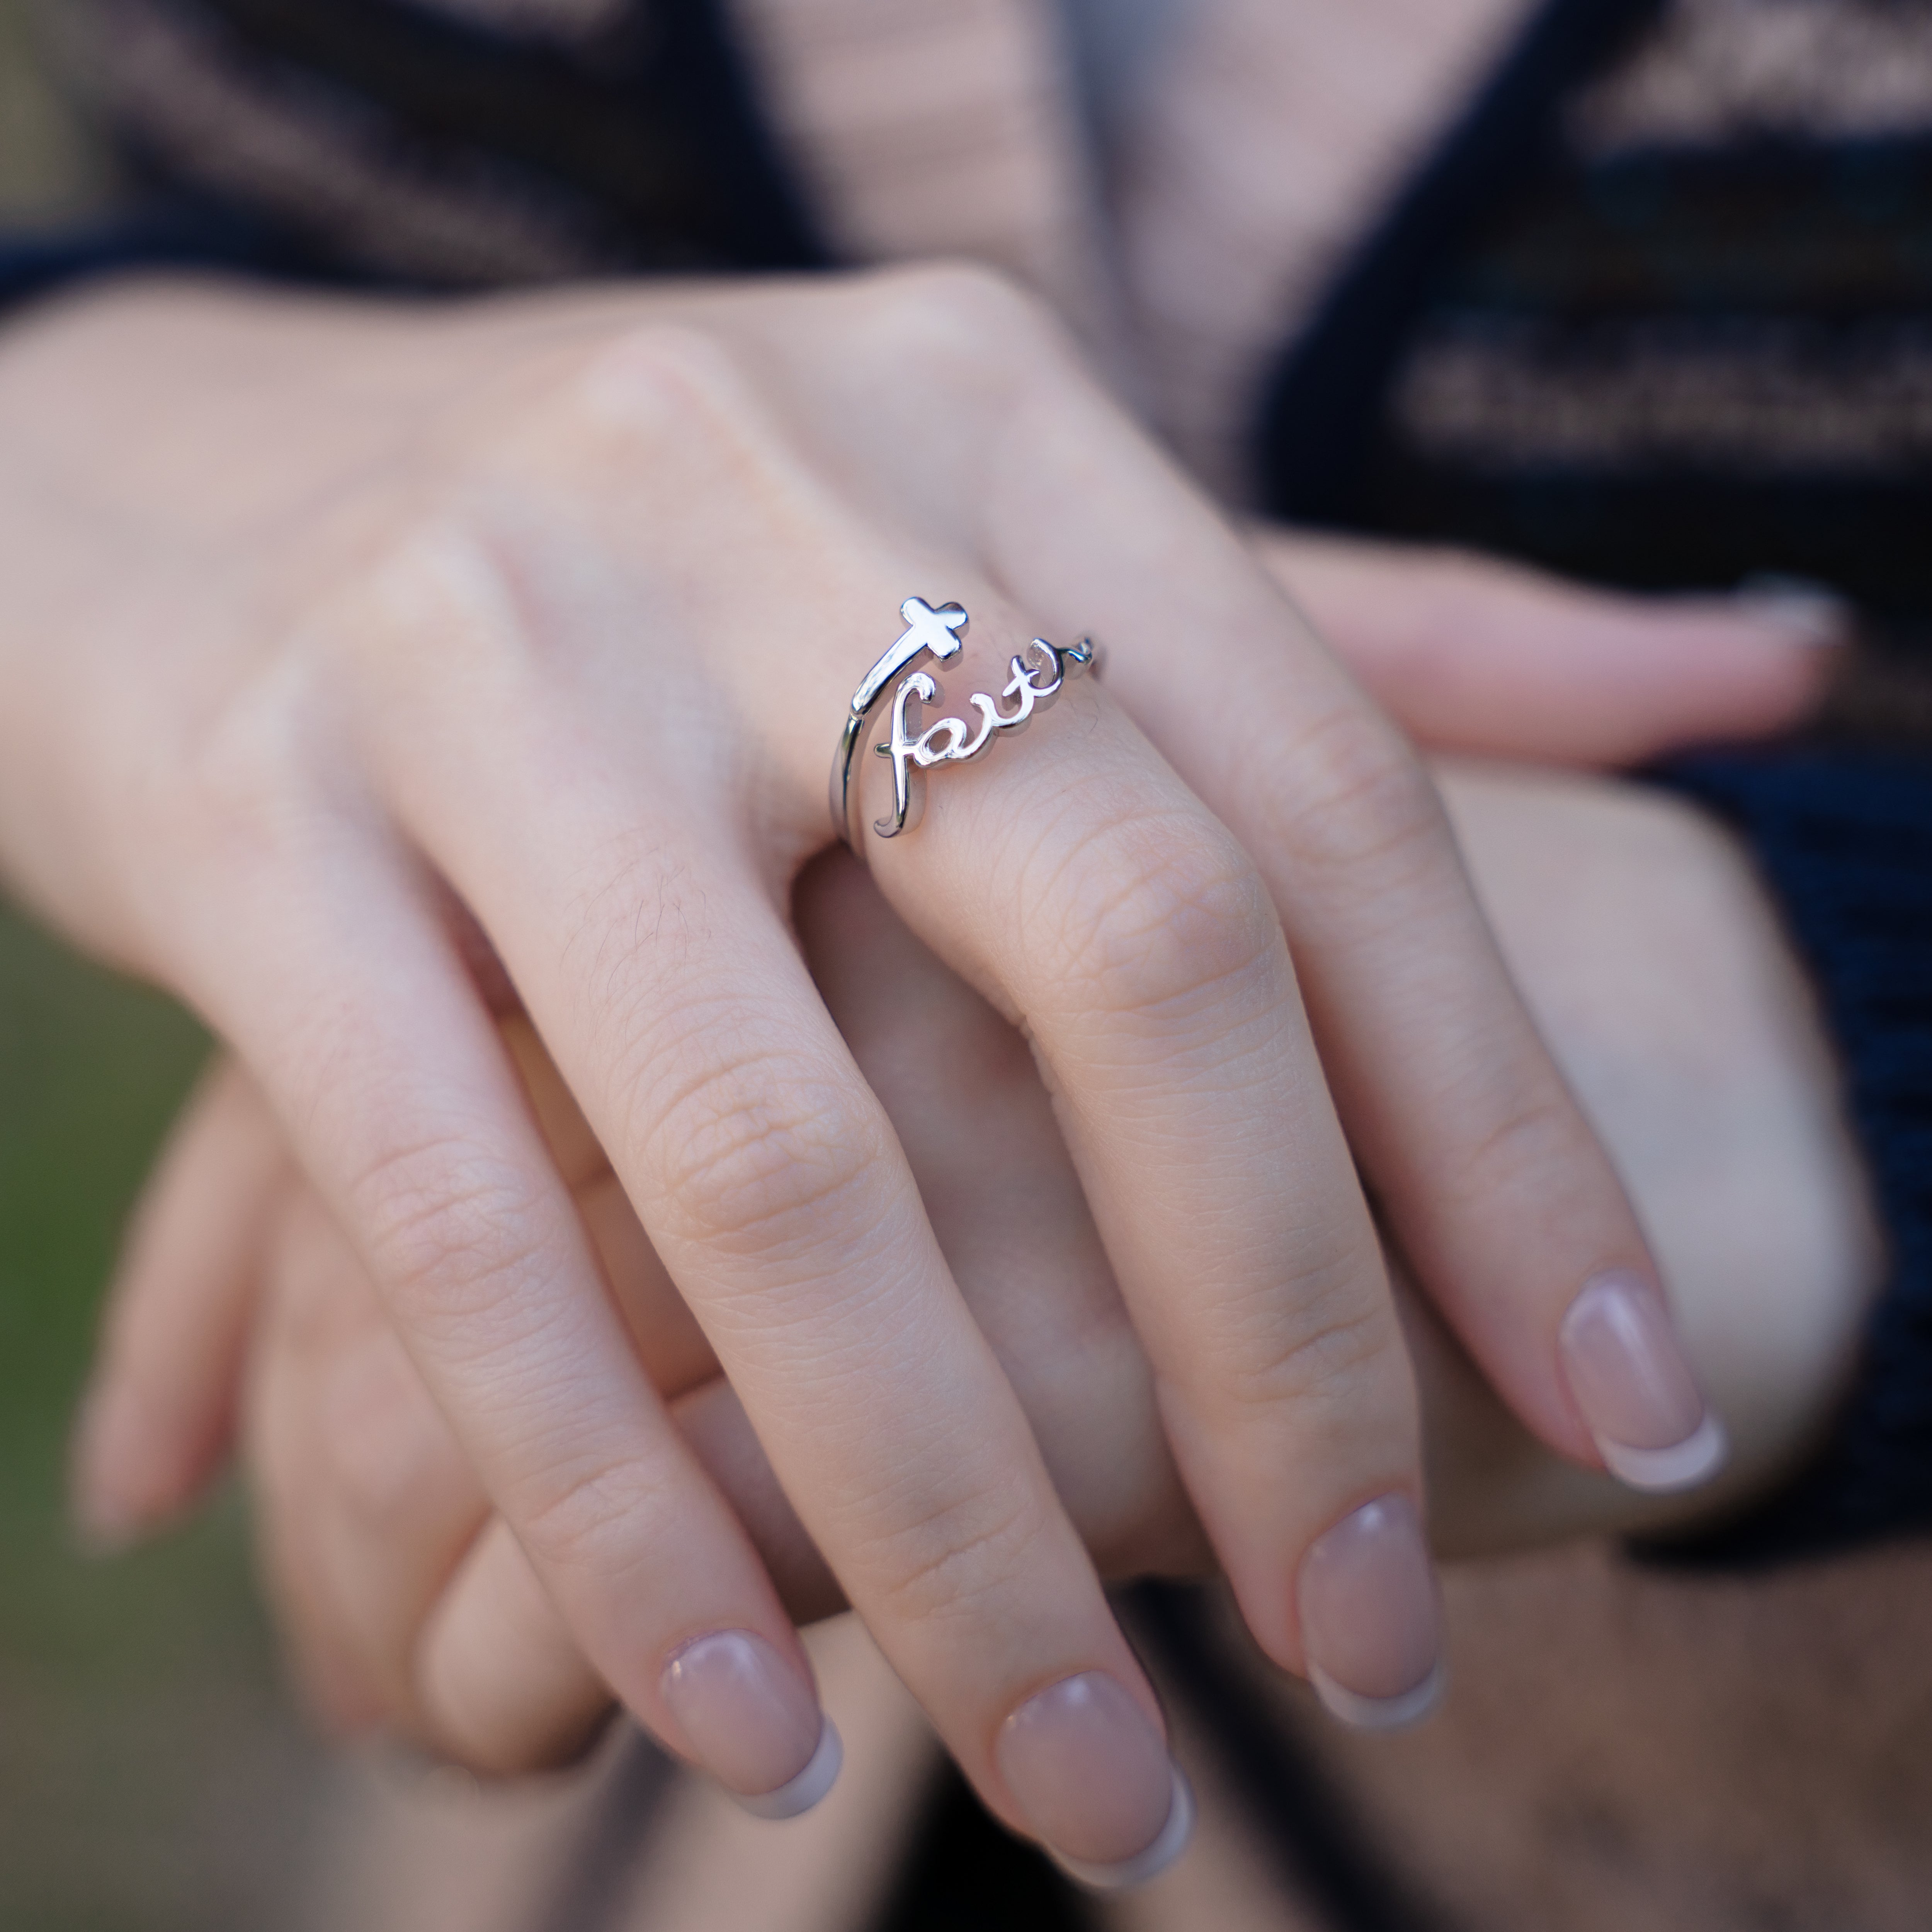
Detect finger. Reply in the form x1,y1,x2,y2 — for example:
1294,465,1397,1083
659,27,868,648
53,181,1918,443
247,1170,688,1770
240,1043,744,1773
1257,528,1838,765
356,519,1188,1876
510,850,1196,1606
986,366,1725,1492
501,1014,720,1396
277,1190,495,1726
419,1372,851,1775
188,835,843,1823
461,851,1178,1869
427,847,1215,1774
244,1192,398,1734
850,604,1437,1724
240,1025,709,1754
499,1011,609,1188
412,330,1430,1749
417,1516,616,1773
73,1056,288,1547
794,847,1205,1581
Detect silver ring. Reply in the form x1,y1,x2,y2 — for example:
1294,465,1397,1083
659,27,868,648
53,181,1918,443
830,597,1098,846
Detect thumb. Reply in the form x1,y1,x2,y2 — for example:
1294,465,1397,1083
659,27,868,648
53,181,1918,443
1259,528,1841,768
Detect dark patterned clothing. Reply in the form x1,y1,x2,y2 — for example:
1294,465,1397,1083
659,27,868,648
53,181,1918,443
1251,0,1932,1566
1268,0,1932,625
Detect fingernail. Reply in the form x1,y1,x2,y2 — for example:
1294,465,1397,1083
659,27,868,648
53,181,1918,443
1733,574,1853,648
662,1630,841,1820
1297,1493,1444,1730
997,1672,1193,1889
1559,1271,1728,1492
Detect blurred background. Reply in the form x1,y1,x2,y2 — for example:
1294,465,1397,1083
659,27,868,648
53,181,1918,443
0,6,332,1923
1,0,99,222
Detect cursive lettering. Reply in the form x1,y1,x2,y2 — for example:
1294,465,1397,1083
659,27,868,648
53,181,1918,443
872,640,1070,838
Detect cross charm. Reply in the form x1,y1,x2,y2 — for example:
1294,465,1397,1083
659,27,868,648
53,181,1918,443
848,597,971,718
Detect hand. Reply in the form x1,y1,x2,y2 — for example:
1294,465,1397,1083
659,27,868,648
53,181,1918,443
0,258,1716,1858
73,522,1831,1579
75,762,1883,1773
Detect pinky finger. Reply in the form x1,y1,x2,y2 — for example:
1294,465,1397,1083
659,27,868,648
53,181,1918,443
71,1058,289,1548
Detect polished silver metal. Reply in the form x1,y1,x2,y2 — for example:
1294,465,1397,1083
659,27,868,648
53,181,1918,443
831,597,1097,845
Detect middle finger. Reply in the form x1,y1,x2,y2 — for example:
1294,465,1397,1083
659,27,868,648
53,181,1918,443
843,600,1442,1725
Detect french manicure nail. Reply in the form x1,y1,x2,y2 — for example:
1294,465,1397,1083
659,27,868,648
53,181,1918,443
1733,574,1853,648
1559,1271,1728,1492
997,1672,1193,1889
1297,1493,1444,1730
662,1630,840,1819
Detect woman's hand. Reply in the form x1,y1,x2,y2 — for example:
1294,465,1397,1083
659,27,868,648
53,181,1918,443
75,764,1883,1773
8,259,1725,1858
71,524,1832,1591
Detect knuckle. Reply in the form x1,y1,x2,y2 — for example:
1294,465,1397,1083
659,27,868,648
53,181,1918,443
1213,1264,1401,1418
640,1039,886,1259
173,700,294,833
1039,810,1282,1023
1268,704,1448,885
345,1130,553,1331
351,328,772,678
512,1454,671,1588
859,260,1062,393
556,320,762,448
162,655,340,900
861,1470,1052,1632
1456,1083,1589,1205
331,504,536,715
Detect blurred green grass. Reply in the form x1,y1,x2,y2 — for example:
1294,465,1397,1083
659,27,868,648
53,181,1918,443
0,20,334,1925
0,910,325,1929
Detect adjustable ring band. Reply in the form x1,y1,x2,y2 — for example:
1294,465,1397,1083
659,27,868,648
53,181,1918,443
830,597,1098,847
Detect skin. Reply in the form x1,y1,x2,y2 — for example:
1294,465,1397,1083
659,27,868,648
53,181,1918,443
0,261,1826,1829
72,536,1831,1577
1255,529,1838,769
76,761,1882,1775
